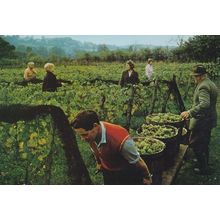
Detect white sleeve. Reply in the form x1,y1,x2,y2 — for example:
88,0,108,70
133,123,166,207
121,137,140,164
145,65,149,77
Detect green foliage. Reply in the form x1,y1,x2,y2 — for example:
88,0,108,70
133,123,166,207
0,37,16,59
0,116,70,184
0,62,211,184
173,35,220,62
2,35,220,67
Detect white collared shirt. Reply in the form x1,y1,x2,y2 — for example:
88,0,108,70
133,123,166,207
96,121,107,147
128,70,133,77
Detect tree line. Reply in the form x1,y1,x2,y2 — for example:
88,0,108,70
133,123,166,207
1,35,220,66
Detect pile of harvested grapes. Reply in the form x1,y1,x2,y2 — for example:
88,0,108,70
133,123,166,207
146,113,183,124
139,124,178,139
135,137,165,155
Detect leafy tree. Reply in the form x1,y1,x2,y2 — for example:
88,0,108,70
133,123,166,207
98,44,109,52
49,46,66,58
173,35,220,62
35,46,49,58
0,36,16,58
139,48,153,61
152,47,169,61
16,45,27,53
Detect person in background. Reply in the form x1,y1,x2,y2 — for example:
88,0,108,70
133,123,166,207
42,63,62,92
145,58,153,80
119,59,140,87
71,110,152,185
24,62,37,82
181,64,218,175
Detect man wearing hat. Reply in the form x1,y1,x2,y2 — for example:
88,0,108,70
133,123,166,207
181,64,218,174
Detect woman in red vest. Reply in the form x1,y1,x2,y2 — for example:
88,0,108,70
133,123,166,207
71,110,152,185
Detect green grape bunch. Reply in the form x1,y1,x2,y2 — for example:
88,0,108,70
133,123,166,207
135,137,165,155
146,113,183,124
139,124,178,139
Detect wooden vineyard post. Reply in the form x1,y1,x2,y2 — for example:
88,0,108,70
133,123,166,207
149,79,159,114
99,93,107,120
161,88,172,113
125,85,136,131
171,75,186,112
159,77,186,114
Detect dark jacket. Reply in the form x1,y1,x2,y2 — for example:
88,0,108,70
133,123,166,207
189,77,218,130
119,70,140,87
42,71,62,92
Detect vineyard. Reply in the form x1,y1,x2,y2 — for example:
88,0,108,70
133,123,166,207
0,62,219,184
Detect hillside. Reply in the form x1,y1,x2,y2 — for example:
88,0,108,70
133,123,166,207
3,35,175,58
3,36,118,57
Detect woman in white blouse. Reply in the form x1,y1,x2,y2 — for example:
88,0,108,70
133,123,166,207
145,58,153,80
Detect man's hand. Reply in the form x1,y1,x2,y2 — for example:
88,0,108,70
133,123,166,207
95,163,103,174
181,111,190,120
143,177,152,185
96,163,102,170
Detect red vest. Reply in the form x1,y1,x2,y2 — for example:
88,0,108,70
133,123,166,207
90,122,130,171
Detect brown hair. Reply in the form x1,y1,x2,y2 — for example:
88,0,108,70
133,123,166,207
147,58,153,64
70,110,100,131
126,59,135,69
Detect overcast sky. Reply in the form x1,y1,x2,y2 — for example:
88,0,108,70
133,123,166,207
29,35,192,47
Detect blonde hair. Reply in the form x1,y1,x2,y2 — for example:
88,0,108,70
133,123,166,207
27,62,35,68
44,63,55,72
